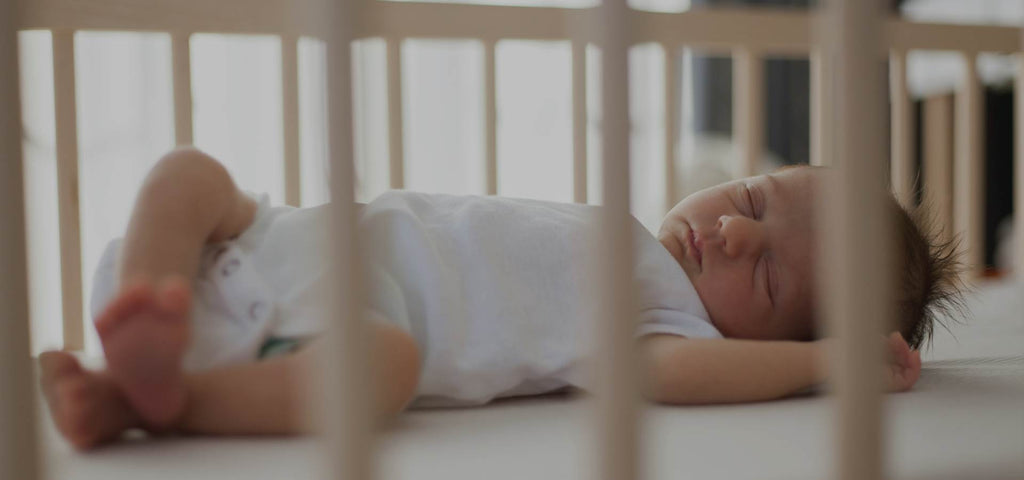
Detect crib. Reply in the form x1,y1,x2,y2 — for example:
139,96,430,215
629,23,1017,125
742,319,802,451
2,0,1023,479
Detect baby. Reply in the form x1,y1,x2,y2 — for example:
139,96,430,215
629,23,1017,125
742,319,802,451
38,147,962,449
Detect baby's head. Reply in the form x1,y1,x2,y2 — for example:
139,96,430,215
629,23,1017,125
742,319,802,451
658,165,963,349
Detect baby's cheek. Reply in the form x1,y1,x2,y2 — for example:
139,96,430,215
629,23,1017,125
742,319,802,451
697,282,753,338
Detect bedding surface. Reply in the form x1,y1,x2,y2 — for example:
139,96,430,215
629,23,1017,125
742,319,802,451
39,279,1024,480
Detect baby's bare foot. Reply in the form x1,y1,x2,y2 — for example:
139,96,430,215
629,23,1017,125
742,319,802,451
39,351,141,450
95,277,191,428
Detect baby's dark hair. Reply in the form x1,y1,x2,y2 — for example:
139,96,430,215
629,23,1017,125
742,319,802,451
776,163,967,349
890,199,967,350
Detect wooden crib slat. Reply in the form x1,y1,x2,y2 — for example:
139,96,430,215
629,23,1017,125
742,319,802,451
664,43,679,211
172,33,193,146
594,0,638,479
53,29,84,351
17,0,1024,55
810,47,832,166
387,38,405,189
955,52,984,278
821,1,890,480
890,49,914,207
484,40,497,195
1,2,42,478
1017,31,1024,276
282,35,301,206
572,41,587,203
321,0,375,477
922,94,955,243
733,48,762,177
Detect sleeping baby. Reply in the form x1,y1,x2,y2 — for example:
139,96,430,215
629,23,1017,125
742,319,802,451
38,147,963,449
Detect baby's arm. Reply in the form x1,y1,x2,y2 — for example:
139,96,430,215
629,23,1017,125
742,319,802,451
638,332,921,405
118,147,257,284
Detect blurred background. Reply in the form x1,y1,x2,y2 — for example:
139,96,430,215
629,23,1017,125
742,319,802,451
18,0,1020,355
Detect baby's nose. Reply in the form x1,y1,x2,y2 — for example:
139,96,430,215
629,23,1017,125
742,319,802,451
718,215,765,258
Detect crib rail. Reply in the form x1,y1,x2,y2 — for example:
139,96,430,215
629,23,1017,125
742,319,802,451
1018,30,1024,277
820,2,890,478
1,1,41,480
589,1,637,479
15,1,1021,350
322,0,374,478
5,1,1024,479
18,0,1022,52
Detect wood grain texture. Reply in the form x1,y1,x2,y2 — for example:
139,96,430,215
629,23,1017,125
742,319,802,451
810,48,832,166
172,32,192,146
319,0,376,478
733,48,763,178
2,0,41,478
387,38,404,190
572,41,587,204
923,94,955,244
664,43,678,210
819,1,891,480
955,53,984,278
1016,30,1023,276
593,1,639,480
890,49,915,207
17,0,1020,54
53,29,84,351
484,40,497,196
282,35,301,207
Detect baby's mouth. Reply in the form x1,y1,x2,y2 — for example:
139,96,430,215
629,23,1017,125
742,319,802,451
685,224,703,271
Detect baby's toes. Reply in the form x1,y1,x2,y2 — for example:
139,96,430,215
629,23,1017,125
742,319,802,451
54,378,106,449
39,351,82,383
95,283,157,335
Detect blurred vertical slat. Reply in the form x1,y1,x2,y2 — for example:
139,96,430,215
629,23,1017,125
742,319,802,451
282,35,301,206
484,40,497,195
955,52,984,278
172,33,193,146
820,1,890,480
594,0,638,479
53,29,84,351
664,43,678,210
890,49,914,206
1,0,42,477
923,94,954,242
572,40,587,203
733,48,762,177
810,47,832,166
321,0,374,477
1017,27,1024,276
387,38,404,189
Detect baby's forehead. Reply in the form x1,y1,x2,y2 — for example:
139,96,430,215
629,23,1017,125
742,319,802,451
764,168,821,327
767,165,825,194
767,169,823,217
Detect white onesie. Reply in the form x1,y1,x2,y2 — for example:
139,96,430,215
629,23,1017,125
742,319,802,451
91,191,721,407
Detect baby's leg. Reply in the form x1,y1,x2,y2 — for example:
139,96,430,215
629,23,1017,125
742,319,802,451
93,276,190,428
38,351,141,450
94,147,258,427
41,319,420,447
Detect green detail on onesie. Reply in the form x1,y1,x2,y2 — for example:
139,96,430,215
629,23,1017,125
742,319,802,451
258,337,308,359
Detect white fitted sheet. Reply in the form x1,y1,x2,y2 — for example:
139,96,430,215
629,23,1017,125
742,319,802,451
40,279,1024,480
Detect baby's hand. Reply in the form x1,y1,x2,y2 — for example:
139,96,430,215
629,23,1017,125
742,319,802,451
884,331,922,392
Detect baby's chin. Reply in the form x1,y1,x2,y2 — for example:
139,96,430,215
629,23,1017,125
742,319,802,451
687,276,719,324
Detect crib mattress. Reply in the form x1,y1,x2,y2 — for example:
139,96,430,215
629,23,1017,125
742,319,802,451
39,279,1024,480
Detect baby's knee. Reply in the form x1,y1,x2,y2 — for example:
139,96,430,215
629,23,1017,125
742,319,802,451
141,147,232,204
